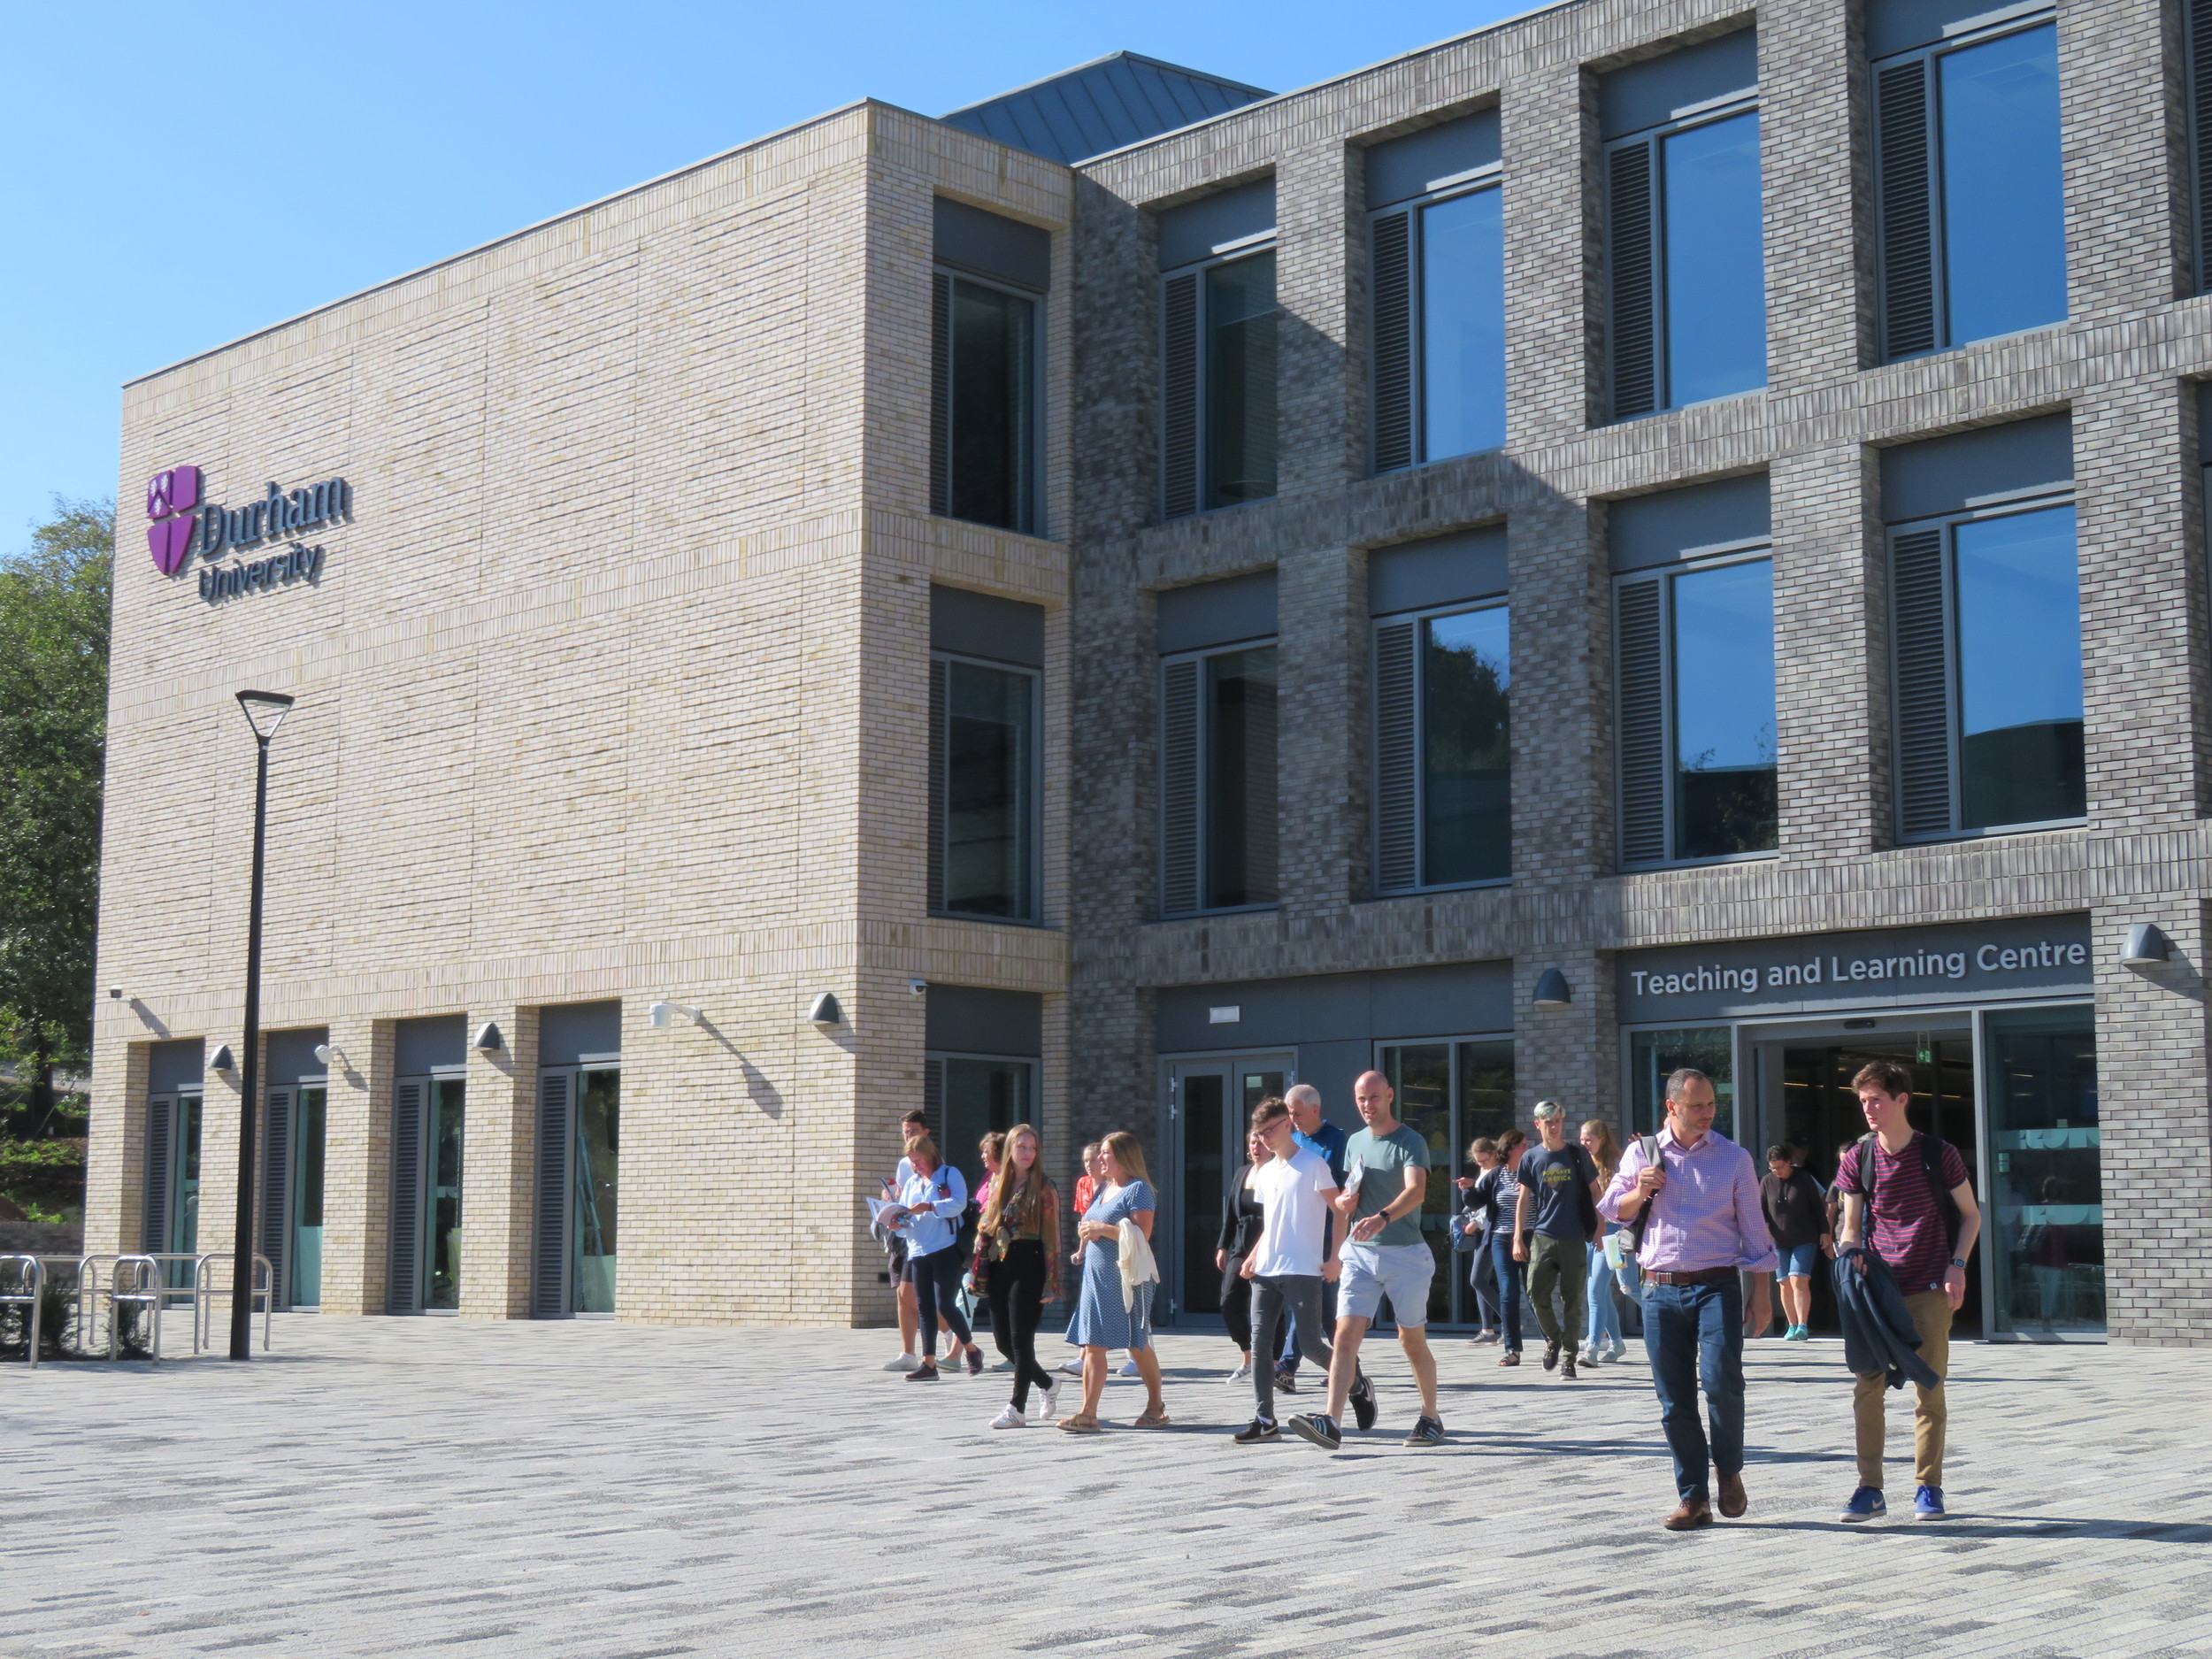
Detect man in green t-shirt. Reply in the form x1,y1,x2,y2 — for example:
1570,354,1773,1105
1288,1071,1445,1451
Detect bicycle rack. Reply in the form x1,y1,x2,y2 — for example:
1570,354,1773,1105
191,1254,273,1354
108,1256,166,1360
0,1255,43,1368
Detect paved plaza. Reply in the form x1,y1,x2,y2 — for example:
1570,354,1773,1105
4,1316,2210,1658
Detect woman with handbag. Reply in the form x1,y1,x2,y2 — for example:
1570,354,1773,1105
1453,1137,1503,1342
1058,1131,1167,1432
1216,1123,1273,1383
979,1124,1063,1427
892,1137,986,1381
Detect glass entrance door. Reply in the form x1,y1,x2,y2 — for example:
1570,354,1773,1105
1164,1053,1292,1324
145,1090,204,1287
292,1087,326,1307
1983,1006,2100,1336
572,1067,619,1314
1378,1038,1516,1325
390,1073,465,1312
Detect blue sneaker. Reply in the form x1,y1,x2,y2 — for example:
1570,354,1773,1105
1914,1485,1947,1520
1839,1486,1886,1522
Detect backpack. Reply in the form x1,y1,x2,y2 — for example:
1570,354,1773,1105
1855,1132,1962,1250
1625,1134,1663,1251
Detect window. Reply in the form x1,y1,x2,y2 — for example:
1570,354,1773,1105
1617,555,1777,865
1162,643,1278,914
1892,497,2083,837
930,197,1048,534
1872,8,2063,359
1375,602,1511,890
1369,110,1505,469
1159,180,1279,518
1378,1035,1514,1325
928,655,1039,920
1601,31,1766,419
925,1054,1036,1200
1628,1026,1736,1140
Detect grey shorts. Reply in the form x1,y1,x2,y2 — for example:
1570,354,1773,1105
1338,1241,1435,1327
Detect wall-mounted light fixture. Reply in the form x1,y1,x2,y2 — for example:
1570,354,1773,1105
472,1022,503,1052
312,1043,349,1071
1531,968,1572,1010
908,979,928,995
649,1002,702,1029
210,1044,237,1075
2121,924,2172,968
809,992,842,1028
108,987,123,1001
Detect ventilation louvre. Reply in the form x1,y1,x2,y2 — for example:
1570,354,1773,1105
1877,58,1938,358
531,1071,572,1318
1375,619,1420,889
142,1097,172,1253
1617,578,1669,864
1893,526,1955,838
1608,141,1658,419
929,273,953,516
926,657,948,913
1371,211,1416,472
1162,273,1201,518
260,1090,292,1309
1160,657,1202,915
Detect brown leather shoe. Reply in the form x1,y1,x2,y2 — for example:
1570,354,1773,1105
1663,1498,1714,1532
1717,1470,1747,1518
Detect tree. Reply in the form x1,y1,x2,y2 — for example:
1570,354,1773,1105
0,496,111,1136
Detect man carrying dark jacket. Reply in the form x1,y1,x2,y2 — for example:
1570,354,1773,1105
1832,1061,1983,1525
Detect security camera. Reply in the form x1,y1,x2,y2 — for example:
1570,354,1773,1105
108,987,122,1001
908,979,928,995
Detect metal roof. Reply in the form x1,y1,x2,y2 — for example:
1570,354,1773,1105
940,51,1272,165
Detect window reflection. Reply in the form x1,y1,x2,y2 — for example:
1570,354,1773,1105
1422,607,1510,885
1420,188,1505,459
1207,646,1279,907
1662,111,1767,404
946,280,1035,531
1939,25,2064,345
943,661,1036,919
1671,561,1776,858
1955,504,2082,828
1205,254,1278,508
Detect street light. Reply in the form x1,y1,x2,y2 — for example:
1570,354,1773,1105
229,689,293,1361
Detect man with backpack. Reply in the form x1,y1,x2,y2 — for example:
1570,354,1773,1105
1600,1068,1774,1531
1511,1101,1602,1379
1831,1061,1983,1524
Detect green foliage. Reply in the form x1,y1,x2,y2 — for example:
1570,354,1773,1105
0,497,110,1125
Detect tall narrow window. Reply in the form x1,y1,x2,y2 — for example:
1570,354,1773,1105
1873,10,2063,359
1375,602,1511,890
1161,641,1279,914
1601,31,1765,419
1201,253,1278,510
1159,180,1279,518
930,197,1048,533
929,656,1039,920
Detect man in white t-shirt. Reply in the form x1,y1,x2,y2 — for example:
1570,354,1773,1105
1234,1097,1348,1443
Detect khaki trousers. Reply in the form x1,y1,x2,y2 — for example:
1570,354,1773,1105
1854,1289,1951,1489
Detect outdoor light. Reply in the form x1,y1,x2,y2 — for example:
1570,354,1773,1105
1531,968,1573,1010
2121,924,2172,968
472,1022,503,1052
234,688,295,741
108,987,122,1001
909,979,928,995
210,1044,236,1075
809,992,842,1028
649,1002,701,1029
312,1042,348,1071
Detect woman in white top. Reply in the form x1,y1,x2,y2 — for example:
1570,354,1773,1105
892,1137,985,1381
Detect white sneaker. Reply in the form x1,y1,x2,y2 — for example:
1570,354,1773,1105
1040,1381,1062,1420
989,1404,1025,1429
883,1353,920,1372
1118,1359,1141,1379
1226,1361,1253,1385
1057,1358,1084,1378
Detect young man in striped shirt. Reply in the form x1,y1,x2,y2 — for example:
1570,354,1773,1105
1832,1061,1983,1523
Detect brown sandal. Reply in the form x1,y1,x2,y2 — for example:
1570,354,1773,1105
1133,1407,1171,1428
1057,1414,1102,1433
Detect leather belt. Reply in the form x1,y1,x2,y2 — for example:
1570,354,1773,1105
1641,1266,1738,1287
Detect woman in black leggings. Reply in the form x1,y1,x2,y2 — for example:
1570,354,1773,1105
979,1124,1063,1428
894,1138,984,1381
1215,1125,1271,1382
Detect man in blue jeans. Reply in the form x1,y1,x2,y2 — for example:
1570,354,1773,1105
1600,1068,1774,1531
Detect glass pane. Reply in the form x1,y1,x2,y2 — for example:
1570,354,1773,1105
427,1079,465,1311
175,1093,203,1254
1420,188,1506,459
1179,1071,1226,1317
1662,110,1766,405
1672,560,1777,858
1984,1006,2100,1334
1455,1039,1517,1146
1422,606,1510,885
948,280,1034,530
943,660,1035,918
1939,24,2064,345
942,1056,1029,1202
1240,1069,1286,1116
1380,1043,1455,1325
1207,646,1279,908
1205,252,1278,508
1628,1028,1734,1141
1955,504,2083,828
292,1087,326,1307
572,1070,619,1314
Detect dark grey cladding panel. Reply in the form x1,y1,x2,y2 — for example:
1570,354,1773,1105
1365,110,1502,209
1879,413,2073,523
1157,178,1276,271
148,1039,204,1094
1599,28,1757,141
1608,473,1770,572
1867,0,2032,61
1617,913,2091,1025
932,584,1046,668
541,1000,622,1066
933,197,1051,292
1369,526,1509,615
395,1015,467,1074
265,1027,329,1083
1156,569,1277,654
1156,961,1514,1055
926,984,1043,1056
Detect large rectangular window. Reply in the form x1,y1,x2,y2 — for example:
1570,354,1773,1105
1163,249,1279,518
1161,641,1279,914
928,655,1039,921
1601,32,1766,419
1873,12,2063,359
1378,1035,1514,1325
1617,553,1777,866
925,1053,1036,1202
930,274,1037,533
1375,601,1510,890
1372,183,1505,470
1628,1026,1736,1141
1892,497,2083,839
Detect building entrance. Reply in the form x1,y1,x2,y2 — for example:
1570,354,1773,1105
143,1087,203,1284
534,1064,620,1316
1163,1051,1293,1325
389,1073,466,1312
260,1083,327,1308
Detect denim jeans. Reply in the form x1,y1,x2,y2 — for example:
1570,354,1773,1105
1586,1243,1623,1350
1488,1230,1526,1351
1641,1276,1746,1503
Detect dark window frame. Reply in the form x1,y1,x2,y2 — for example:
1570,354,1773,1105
1371,166,1505,474
1615,541,1780,871
1158,633,1279,918
927,647,1044,926
1372,595,1513,895
1160,239,1279,520
929,264,1045,536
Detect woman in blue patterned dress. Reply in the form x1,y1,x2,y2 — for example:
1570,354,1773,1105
1058,1130,1168,1432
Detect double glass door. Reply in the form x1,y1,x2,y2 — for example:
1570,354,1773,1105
259,1085,327,1308
534,1064,620,1316
144,1090,204,1286
1164,1053,1292,1324
390,1073,466,1312
1377,1037,1516,1326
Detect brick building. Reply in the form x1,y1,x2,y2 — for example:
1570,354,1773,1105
90,0,2212,1345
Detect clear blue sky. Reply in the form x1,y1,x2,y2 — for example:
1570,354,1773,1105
3,0,1529,548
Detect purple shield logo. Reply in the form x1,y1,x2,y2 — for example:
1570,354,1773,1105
146,465,203,576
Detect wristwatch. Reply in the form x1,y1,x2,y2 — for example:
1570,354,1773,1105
1947,1257,1967,1271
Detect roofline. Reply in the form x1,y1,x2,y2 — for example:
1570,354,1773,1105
1071,0,1578,169
937,49,1273,121
124,98,882,389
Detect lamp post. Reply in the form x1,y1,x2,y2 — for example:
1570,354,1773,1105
230,690,294,1361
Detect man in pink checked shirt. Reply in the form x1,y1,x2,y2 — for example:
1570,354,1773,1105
1601,1068,1775,1532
